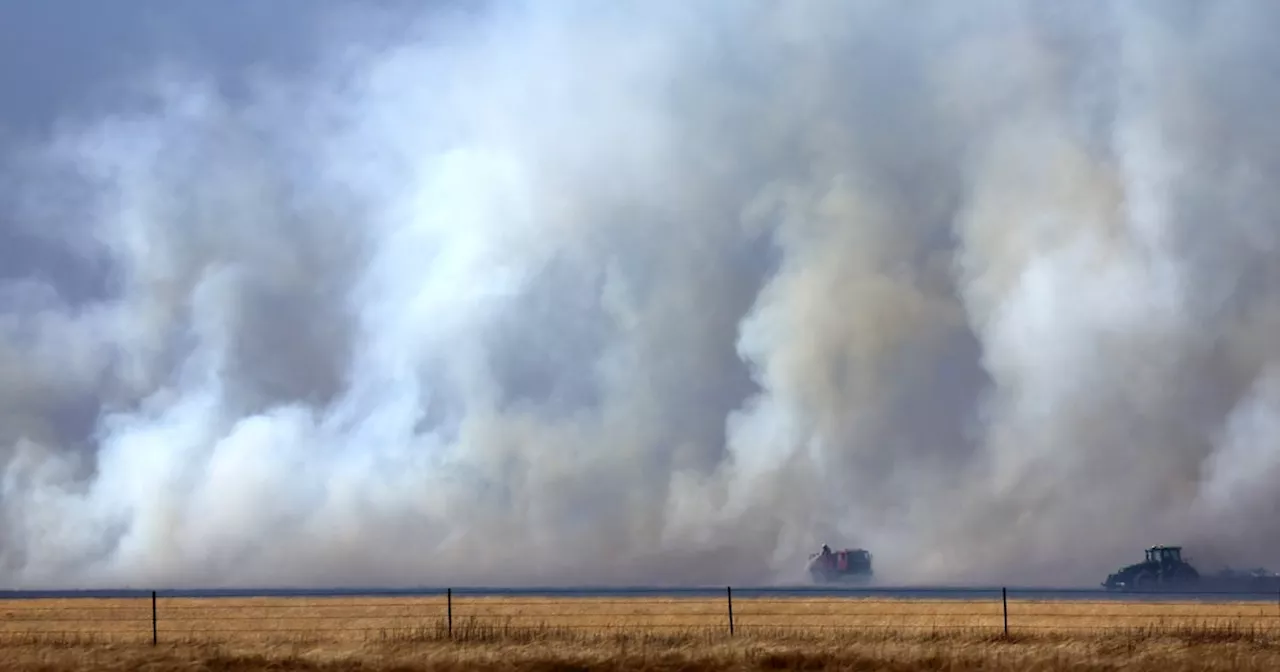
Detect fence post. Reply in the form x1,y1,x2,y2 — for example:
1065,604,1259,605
447,588,453,638
1001,587,1008,636
151,591,158,646
726,586,734,635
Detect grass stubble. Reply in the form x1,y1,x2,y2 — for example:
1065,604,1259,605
2,594,1280,670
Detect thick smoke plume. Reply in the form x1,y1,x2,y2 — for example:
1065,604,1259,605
1,0,1279,588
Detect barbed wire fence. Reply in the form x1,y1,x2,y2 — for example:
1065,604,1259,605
0,586,1279,646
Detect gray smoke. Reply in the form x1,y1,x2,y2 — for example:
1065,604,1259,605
1,0,1279,588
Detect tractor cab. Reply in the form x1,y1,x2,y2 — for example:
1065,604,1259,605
1146,545,1183,567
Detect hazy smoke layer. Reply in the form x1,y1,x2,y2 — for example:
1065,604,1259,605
2,0,1280,588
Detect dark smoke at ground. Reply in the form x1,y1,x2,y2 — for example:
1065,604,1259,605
1,0,1279,589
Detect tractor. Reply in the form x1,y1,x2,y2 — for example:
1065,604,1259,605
807,544,873,584
1101,545,1200,591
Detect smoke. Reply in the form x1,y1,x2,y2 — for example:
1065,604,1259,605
2,0,1280,588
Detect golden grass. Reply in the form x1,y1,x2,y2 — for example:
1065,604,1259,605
3,594,1280,670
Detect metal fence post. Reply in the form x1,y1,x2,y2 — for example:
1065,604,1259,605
447,588,453,638
151,591,158,646
727,586,734,635
1001,587,1008,636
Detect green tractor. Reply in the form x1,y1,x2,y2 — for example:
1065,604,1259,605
1101,545,1200,591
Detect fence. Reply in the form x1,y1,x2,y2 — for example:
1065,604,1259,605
2,586,1280,645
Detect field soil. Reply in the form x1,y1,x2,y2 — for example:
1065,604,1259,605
3,595,1280,670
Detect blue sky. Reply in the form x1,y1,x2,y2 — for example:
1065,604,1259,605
0,0,451,137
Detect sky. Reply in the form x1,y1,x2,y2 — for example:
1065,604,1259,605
1,0,1279,590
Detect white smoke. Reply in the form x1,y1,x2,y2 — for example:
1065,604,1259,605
1,0,1279,588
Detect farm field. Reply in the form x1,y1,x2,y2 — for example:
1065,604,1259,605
3,593,1280,670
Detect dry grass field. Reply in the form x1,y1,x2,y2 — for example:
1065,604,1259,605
3,593,1280,670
